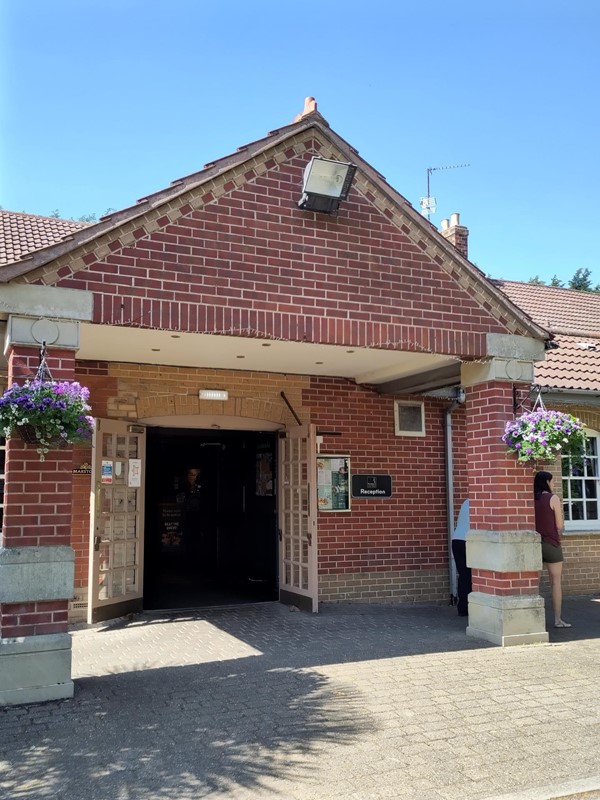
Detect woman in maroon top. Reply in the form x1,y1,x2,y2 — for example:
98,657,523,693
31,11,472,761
534,470,571,628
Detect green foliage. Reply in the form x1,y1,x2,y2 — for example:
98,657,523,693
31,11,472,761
527,269,598,293
568,268,593,291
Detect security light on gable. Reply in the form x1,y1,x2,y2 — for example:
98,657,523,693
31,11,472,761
298,157,357,214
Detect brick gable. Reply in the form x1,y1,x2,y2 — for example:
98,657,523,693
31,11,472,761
47,137,512,359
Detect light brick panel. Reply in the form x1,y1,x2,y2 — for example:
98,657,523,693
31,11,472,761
319,569,448,603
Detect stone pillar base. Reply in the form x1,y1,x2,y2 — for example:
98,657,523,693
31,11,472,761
466,591,549,647
0,633,73,706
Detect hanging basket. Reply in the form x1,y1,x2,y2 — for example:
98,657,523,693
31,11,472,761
501,388,587,465
15,424,69,450
0,341,94,460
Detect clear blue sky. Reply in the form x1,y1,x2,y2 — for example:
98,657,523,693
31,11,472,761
1,0,599,284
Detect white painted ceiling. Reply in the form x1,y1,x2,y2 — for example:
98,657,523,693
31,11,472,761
78,323,458,385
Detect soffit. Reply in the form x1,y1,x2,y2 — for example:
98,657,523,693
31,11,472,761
78,323,458,386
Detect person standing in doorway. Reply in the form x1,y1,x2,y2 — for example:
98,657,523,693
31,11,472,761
534,470,571,628
451,499,471,617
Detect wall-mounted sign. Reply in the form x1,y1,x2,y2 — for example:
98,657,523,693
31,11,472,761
72,462,92,475
101,460,113,484
351,474,392,498
128,458,142,488
317,455,350,512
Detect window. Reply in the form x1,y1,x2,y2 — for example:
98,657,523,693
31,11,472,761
562,429,600,530
394,401,425,437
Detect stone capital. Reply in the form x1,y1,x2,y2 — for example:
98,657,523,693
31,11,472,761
461,357,535,387
4,315,81,355
466,529,542,573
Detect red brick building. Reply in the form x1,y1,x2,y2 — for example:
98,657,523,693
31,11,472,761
0,99,554,703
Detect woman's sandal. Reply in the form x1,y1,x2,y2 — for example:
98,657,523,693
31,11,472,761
554,620,572,628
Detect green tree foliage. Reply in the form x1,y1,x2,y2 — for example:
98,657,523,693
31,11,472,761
47,208,116,223
528,269,599,293
568,268,594,292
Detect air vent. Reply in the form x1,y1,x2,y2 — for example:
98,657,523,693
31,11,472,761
394,401,425,437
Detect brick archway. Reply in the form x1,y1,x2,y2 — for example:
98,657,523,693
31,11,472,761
136,393,301,427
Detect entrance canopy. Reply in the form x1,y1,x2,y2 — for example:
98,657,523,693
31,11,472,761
77,322,460,393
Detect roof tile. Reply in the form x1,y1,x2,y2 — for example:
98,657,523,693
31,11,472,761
0,210,90,266
493,279,600,336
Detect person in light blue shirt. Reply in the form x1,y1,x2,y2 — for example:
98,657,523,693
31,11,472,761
451,499,471,617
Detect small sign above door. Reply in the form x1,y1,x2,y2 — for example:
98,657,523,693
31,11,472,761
351,474,392,498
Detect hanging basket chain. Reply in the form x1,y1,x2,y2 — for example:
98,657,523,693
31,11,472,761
531,384,546,413
35,340,54,383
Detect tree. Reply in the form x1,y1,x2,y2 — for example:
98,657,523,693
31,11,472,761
568,268,594,292
527,269,598,292
47,208,116,223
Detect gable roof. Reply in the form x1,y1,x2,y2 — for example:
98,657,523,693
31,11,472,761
0,210,89,267
0,100,548,341
493,280,600,336
494,280,600,392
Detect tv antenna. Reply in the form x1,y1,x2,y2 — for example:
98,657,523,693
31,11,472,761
420,163,470,220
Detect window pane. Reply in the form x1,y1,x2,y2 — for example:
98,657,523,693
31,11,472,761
585,480,598,499
571,480,583,499
563,502,571,521
571,461,585,477
586,502,599,520
571,502,584,520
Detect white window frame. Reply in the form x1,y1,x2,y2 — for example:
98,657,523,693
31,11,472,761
562,428,600,532
394,401,425,437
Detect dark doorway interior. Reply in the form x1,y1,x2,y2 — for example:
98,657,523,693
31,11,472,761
144,427,278,609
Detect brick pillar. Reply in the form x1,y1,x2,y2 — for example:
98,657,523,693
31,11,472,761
462,373,548,647
0,345,76,704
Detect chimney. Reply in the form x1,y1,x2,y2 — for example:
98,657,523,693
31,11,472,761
292,96,318,123
439,212,469,259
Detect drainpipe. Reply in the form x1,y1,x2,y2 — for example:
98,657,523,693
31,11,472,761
444,387,465,605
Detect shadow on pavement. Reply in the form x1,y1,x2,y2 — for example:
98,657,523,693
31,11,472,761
1,596,599,799
0,659,366,799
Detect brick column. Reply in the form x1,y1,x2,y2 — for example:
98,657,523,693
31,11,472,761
0,345,76,704
462,370,548,647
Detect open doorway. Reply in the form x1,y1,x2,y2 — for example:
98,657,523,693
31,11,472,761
144,427,278,609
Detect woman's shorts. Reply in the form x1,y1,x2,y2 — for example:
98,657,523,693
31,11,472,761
542,541,564,563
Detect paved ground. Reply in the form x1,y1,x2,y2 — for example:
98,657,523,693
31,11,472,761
1,596,600,800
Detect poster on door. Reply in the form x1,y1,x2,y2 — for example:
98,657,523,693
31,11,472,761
317,455,350,512
159,504,183,552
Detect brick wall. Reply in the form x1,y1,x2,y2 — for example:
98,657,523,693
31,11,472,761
466,382,536,531
69,360,463,607
557,535,600,595
0,347,76,638
0,601,69,637
53,140,506,360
